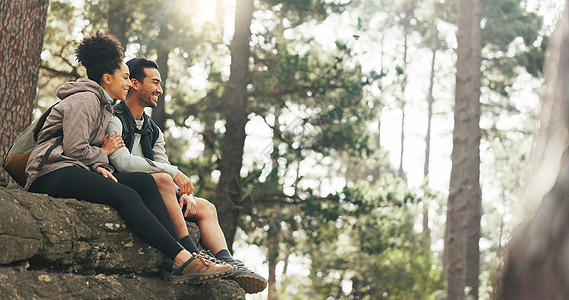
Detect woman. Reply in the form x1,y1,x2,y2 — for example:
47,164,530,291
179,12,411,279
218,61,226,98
25,32,233,284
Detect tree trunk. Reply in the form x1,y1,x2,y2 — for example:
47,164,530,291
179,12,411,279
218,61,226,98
502,2,569,298
445,0,482,298
153,22,172,132
0,0,50,184
398,31,409,179
214,0,254,251
424,26,437,181
398,102,406,178
108,0,131,48
267,204,281,300
423,25,438,249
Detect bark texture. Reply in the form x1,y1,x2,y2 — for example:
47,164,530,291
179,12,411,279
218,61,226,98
0,184,245,299
108,0,133,49
502,2,569,298
215,0,254,252
444,0,482,298
153,21,173,132
0,0,50,183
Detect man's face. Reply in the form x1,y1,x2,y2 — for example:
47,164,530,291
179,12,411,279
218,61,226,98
136,67,163,108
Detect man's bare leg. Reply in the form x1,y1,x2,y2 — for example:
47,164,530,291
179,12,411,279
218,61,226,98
150,173,190,240
180,191,268,293
185,197,229,254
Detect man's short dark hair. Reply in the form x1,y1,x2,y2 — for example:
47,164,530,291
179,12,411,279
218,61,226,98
126,57,159,82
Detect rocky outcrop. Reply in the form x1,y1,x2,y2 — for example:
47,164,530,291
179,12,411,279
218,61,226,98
0,184,245,299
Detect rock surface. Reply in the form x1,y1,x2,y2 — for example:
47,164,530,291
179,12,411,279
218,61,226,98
0,184,245,299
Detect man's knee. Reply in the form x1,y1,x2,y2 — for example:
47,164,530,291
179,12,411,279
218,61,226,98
197,198,217,218
151,172,175,189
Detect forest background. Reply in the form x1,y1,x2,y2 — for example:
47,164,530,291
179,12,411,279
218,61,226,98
0,0,563,299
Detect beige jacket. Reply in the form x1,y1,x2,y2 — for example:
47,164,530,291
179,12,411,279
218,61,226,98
25,78,114,190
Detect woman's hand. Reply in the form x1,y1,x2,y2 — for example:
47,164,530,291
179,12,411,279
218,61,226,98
101,133,124,156
174,170,194,195
179,193,198,217
96,166,118,182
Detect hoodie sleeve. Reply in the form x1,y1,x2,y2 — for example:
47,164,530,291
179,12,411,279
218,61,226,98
61,94,108,168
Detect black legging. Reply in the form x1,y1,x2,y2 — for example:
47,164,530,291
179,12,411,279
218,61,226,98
29,166,184,260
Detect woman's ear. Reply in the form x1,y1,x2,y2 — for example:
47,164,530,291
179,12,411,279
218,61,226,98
102,73,113,85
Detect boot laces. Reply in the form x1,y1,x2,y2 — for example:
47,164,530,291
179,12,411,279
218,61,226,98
193,252,213,266
200,250,228,265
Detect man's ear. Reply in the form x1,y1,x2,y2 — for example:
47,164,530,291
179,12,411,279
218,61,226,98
130,78,140,90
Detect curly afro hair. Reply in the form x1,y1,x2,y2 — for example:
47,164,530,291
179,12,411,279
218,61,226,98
75,31,124,84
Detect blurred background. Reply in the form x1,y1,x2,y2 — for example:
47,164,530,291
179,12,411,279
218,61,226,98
4,0,564,298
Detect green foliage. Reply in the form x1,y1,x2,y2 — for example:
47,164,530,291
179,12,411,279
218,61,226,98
302,178,444,299
263,0,348,25
482,0,542,49
482,0,545,91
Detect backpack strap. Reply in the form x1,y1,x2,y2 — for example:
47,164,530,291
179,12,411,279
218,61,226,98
35,135,63,171
113,101,159,160
35,100,107,172
148,118,160,148
33,103,58,142
32,102,63,171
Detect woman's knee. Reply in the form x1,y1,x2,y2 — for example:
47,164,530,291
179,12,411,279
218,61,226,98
106,185,144,210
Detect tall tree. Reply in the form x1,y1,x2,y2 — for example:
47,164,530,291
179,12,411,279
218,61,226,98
153,19,173,131
502,2,569,298
0,0,50,183
422,25,438,248
107,0,133,47
444,0,482,298
215,0,254,251
396,0,417,179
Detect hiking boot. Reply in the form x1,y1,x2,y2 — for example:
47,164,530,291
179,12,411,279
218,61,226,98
221,257,267,294
199,250,239,273
170,252,234,285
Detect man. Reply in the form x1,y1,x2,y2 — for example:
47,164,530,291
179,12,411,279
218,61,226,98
106,57,267,294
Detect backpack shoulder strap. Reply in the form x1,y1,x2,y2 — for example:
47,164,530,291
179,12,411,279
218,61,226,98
33,102,59,142
147,117,160,148
113,104,135,137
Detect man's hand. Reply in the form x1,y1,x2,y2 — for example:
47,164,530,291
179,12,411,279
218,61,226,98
101,133,124,156
96,166,118,182
179,193,197,217
174,170,194,195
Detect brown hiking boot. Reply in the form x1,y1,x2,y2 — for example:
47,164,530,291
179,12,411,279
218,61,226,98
170,252,234,285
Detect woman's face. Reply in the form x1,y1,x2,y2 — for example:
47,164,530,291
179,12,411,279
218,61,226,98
104,63,131,101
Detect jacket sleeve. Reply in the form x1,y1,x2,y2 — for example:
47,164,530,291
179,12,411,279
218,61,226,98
107,117,178,178
61,95,108,168
153,129,171,165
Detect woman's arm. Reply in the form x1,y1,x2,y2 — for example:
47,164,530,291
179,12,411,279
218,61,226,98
61,95,109,168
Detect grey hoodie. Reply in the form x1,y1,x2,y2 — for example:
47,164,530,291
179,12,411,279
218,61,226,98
25,78,114,190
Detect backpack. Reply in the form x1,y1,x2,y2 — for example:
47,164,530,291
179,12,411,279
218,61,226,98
113,102,159,159
2,104,60,187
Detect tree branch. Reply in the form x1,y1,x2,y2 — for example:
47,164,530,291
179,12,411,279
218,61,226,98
40,64,80,79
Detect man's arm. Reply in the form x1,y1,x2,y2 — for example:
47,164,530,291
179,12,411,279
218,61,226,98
152,128,172,165
151,126,194,194
106,116,178,178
